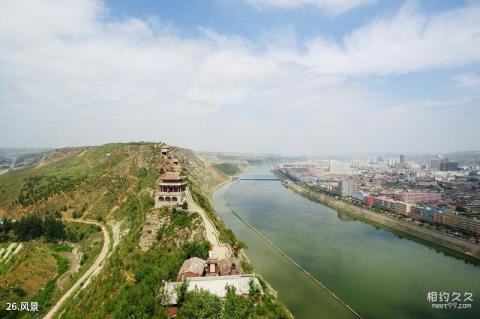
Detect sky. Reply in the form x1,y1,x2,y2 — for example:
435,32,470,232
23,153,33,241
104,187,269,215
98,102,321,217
0,0,479,156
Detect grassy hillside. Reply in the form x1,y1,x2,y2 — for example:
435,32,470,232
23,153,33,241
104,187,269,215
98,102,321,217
0,143,165,220
0,142,291,318
0,143,164,318
0,224,102,319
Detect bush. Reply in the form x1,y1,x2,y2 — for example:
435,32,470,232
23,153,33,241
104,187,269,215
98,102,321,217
177,290,222,319
171,209,191,228
18,174,83,207
182,241,210,260
241,260,254,273
53,253,70,275
222,286,254,319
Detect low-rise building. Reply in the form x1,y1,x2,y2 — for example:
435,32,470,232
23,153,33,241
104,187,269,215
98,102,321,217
390,201,411,216
218,257,242,276
164,275,263,304
351,190,366,203
410,205,422,220
398,192,441,204
420,206,435,222
365,195,376,208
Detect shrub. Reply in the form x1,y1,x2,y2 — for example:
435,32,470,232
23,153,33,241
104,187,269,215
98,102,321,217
222,286,254,319
182,241,209,260
18,174,83,207
177,290,222,319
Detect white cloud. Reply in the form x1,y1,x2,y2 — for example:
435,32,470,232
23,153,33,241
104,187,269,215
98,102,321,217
245,0,376,14
0,0,479,154
455,73,480,87
301,3,480,75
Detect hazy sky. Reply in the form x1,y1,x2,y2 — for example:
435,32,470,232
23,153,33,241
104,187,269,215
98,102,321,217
1,0,479,156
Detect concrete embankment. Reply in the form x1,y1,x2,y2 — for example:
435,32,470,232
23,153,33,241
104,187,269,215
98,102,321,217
277,175,480,261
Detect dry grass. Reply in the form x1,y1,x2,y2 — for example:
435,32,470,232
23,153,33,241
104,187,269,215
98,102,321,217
0,243,57,296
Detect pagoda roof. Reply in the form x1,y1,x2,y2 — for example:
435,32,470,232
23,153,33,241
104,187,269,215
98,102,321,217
161,171,185,181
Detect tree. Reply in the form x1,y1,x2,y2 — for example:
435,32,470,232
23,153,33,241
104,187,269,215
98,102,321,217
72,210,82,218
182,241,209,260
221,286,254,319
15,214,44,241
176,279,188,306
177,290,222,319
44,215,66,242
248,279,261,301
0,218,13,233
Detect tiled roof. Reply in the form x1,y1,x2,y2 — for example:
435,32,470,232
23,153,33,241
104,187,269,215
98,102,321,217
161,171,184,180
178,257,205,276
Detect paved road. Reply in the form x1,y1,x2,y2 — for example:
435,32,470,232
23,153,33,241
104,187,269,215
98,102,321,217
186,190,231,259
43,219,111,319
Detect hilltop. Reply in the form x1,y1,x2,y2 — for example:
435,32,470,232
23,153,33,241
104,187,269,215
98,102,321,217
0,142,290,318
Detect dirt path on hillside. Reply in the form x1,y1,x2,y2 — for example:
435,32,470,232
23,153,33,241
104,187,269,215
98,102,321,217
56,247,80,291
43,219,110,319
186,190,231,259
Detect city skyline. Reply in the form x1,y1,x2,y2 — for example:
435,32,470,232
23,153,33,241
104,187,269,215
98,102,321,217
1,0,480,155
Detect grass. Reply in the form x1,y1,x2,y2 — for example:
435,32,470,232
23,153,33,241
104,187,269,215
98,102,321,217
53,253,70,275
0,227,103,318
171,209,192,228
213,163,242,176
51,243,73,253
0,143,147,215
0,243,57,315
0,142,292,318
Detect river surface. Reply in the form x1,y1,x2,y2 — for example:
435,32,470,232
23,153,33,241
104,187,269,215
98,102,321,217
212,165,480,319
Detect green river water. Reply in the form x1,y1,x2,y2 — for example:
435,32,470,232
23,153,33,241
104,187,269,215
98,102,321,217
212,165,480,319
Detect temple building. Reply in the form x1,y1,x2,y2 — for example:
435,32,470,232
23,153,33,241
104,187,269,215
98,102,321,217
155,171,187,207
161,146,170,156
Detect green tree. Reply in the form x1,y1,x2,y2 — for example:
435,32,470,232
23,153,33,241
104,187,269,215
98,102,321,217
221,286,254,319
177,290,222,319
176,279,188,306
44,215,66,242
182,241,210,260
14,214,44,241
248,279,261,301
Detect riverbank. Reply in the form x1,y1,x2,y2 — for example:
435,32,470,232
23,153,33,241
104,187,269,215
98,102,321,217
221,187,362,318
213,178,360,319
275,171,480,261
199,166,295,318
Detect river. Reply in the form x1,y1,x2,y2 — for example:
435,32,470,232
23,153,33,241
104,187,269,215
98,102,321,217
212,165,480,319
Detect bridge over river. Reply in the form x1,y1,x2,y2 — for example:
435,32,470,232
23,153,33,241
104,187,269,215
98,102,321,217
239,177,279,181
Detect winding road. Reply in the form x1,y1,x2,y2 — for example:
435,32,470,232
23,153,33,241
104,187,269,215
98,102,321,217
44,190,227,318
186,190,231,259
43,219,111,319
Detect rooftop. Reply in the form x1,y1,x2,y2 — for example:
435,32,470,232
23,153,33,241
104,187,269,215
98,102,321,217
164,275,262,305
178,257,205,276
161,171,185,181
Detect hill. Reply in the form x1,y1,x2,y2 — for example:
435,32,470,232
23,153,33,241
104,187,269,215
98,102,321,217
0,142,291,318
